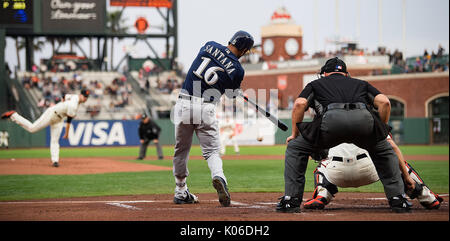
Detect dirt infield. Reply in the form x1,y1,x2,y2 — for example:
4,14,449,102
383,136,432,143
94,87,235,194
0,192,447,221
0,156,171,175
0,155,448,221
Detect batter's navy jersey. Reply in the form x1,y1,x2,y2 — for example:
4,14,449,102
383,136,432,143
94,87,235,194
181,41,245,100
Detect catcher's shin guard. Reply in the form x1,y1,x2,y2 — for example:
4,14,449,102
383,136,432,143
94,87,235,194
304,166,338,209
404,161,444,209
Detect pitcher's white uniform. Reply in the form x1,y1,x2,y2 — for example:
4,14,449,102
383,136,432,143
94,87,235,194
0,131,9,148
9,94,81,164
219,117,240,155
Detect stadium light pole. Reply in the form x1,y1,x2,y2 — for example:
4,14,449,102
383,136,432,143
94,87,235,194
356,0,360,43
314,0,318,52
402,0,406,54
378,0,383,47
0,28,5,113
335,0,339,40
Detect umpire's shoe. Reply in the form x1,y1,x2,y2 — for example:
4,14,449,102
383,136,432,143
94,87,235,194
173,189,199,204
212,176,231,207
276,196,301,213
389,195,412,213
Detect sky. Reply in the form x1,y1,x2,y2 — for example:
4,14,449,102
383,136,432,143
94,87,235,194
4,0,450,72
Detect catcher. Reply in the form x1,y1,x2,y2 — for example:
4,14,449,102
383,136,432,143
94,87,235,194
304,135,444,210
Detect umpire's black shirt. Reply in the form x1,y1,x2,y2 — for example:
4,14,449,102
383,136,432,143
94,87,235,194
299,73,381,107
139,120,161,140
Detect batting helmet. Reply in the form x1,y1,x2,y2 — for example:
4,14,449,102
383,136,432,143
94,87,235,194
229,30,254,53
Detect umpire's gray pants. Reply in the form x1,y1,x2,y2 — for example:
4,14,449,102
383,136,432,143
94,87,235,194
139,139,163,159
172,98,223,180
284,109,405,201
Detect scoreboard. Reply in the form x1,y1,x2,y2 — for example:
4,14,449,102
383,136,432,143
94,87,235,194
0,0,33,27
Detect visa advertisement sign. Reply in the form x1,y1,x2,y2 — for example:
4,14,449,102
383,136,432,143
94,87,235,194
46,120,140,147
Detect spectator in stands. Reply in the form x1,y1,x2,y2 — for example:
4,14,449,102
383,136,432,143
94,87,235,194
86,101,101,118
92,81,104,99
437,44,445,57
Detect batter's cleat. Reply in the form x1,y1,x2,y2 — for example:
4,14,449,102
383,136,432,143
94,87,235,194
212,176,231,207
276,196,301,213
303,196,328,210
52,162,59,167
173,189,199,204
421,194,443,210
1,111,15,119
389,195,412,213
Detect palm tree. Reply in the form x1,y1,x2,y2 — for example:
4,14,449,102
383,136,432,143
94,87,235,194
15,37,45,71
15,37,24,70
107,8,129,70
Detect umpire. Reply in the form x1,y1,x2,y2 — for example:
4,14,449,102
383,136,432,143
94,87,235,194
138,113,164,160
276,57,410,213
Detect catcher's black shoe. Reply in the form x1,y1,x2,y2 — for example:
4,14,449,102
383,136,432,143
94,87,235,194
389,195,412,213
276,196,301,213
52,162,59,167
173,189,199,204
212,176,231,207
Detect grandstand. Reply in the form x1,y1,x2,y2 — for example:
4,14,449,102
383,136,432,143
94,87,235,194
16,70,148,120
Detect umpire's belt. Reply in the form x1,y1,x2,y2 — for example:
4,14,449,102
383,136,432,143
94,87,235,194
326,102,366,111
332,153,368,162
178,94,214,103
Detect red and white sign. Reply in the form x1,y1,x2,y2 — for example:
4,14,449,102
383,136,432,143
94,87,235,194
277,75,288,90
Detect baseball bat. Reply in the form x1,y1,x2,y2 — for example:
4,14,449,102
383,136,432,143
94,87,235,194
238,92,288,132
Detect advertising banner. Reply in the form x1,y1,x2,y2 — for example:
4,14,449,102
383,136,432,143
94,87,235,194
47,120,140,147
41,0,105,33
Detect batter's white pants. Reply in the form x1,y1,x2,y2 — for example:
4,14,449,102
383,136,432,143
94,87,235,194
220,131,239,155
10,107,64,163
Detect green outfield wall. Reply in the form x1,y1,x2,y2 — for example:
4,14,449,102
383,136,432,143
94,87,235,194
0,120,46,148
0,117,447,148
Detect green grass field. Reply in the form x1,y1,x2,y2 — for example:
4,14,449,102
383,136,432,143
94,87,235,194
0,145,448,201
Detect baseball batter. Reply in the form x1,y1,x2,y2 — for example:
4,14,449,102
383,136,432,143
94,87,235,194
172,30,254,207
219,115,240,156
1,89,90,167
304,136,444,210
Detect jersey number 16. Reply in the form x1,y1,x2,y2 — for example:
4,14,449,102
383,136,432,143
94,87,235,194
193,57,224,85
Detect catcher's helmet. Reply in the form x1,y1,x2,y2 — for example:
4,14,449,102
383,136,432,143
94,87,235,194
320,57,347,75
229,30,254,53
